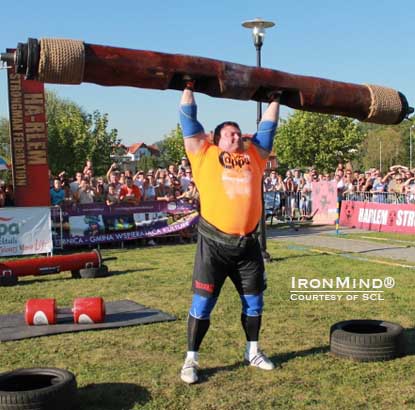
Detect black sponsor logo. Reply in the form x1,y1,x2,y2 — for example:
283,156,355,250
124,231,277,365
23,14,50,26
219,152,250,169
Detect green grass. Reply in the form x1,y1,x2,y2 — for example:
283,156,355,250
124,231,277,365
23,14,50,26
1,240,415,409
339,231,415,247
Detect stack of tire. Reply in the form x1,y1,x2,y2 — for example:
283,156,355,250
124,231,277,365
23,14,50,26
71,265,110,279
330,319,405,361
0,368,77,410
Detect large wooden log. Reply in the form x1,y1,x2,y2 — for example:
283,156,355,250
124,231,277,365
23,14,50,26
1,38,412,124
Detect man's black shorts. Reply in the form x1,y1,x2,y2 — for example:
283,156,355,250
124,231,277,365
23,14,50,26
192,231,266,298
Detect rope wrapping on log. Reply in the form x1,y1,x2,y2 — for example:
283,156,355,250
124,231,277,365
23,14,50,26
38,38,85,84
364,84,403,124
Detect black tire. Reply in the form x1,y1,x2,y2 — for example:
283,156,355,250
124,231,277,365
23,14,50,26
79,265,109,279
71,270,81,279
0,367,78,410
330,319,404,362
0,275,18,287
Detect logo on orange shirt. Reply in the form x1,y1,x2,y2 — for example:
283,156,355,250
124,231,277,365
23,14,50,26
219,152,251,170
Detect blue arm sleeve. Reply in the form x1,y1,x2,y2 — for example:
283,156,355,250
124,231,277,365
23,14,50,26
179,104,205,138
251,120,277,152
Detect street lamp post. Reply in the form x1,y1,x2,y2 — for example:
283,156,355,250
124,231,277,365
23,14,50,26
242,18,275,263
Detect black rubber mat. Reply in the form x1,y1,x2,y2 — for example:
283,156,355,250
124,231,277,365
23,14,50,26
0,300,176,341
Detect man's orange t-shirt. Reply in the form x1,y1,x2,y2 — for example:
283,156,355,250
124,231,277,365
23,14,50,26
187,141,266,236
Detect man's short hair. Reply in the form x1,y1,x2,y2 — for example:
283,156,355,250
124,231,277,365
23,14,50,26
213,121,241,145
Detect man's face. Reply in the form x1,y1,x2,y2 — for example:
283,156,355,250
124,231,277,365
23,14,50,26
53,180,61,190
110,173,119,183
217,125,243,153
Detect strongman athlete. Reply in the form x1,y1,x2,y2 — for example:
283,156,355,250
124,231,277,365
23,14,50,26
179,81,280,384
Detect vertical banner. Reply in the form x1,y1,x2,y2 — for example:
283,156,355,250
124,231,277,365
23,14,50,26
7,60,50,206
0,207,52,256
311,181,338,224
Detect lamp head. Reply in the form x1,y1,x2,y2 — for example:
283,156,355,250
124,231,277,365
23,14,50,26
242,18,275,48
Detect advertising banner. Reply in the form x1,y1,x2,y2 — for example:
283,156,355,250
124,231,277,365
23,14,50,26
7,63,50,206
0,207,52,256
340,200,415,234
311,181,338,224
51,201,199,247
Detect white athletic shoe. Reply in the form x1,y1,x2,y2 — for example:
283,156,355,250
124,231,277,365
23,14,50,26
244,350,275,370
181,358,199,384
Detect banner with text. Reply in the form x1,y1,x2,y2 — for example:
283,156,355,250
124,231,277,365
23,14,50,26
340,200,415,233
7,62,50,206
51,201,199,247
0,207,52,256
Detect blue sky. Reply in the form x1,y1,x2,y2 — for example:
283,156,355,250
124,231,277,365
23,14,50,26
0,0,413,146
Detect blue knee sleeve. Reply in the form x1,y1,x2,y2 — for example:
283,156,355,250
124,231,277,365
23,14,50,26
189,294,217,320
179,104,205,138
251,120,277,152
240,293,264,316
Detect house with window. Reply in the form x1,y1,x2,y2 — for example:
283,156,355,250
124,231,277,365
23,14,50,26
111,142,160,171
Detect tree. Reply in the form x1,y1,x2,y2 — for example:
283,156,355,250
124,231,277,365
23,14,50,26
157,124,186,167
360,127,406,172
274,111,365,172
358,120,414,171
0,118,10,160
135,155,160,174
46,91,119,177
0,118,11,183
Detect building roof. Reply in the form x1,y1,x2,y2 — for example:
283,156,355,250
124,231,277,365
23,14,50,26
127,142,160,156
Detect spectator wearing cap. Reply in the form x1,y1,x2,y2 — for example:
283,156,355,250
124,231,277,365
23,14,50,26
119,176,142,205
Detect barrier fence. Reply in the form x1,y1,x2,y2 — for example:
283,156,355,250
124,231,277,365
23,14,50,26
344,191,415,205
2,184,413,257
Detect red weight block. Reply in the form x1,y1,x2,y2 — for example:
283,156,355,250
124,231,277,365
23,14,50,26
73,297,105,324
25,298,56,325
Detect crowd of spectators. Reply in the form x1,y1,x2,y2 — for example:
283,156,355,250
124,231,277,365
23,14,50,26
49,157,200,208
263,163,415,220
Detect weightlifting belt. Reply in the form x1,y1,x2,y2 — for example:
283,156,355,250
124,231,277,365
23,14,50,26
198,217,258,247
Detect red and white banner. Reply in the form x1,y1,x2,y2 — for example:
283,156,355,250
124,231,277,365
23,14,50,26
340,200,415,234
7,62,50,206
311,181,338,224
0,207,52,256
